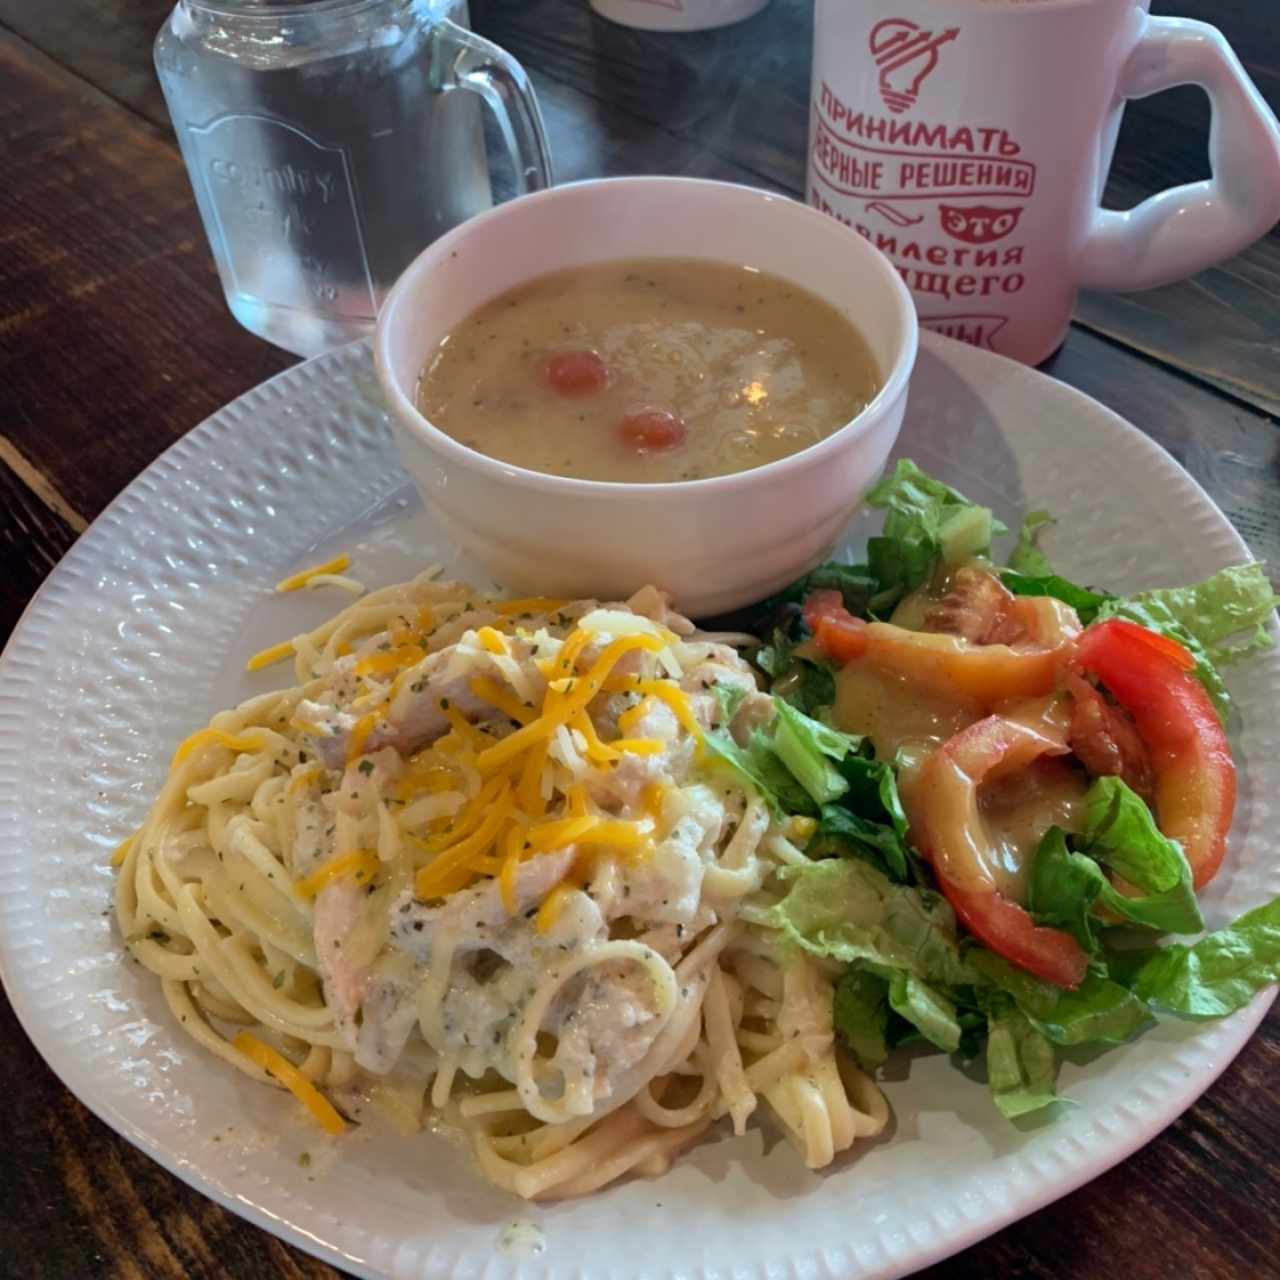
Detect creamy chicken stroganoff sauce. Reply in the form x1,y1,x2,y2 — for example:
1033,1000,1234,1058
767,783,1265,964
115,574,888,1199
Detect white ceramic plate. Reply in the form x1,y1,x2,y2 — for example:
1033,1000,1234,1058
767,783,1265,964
1,333,1276,1280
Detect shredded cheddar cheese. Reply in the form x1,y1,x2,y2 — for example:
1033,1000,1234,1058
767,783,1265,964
476,626,509,655
233,1032,346,1135
527,814,600,852
535,883,575,934
355,644,426,678
275,553,352,593
612,738,664,755
517,740,549,819
617,696,654,736
294,849,380,898
346,710,380,763
498,825,525,914
469,676,534,725
572,711,618,764
415,785,516,898
478,634,663,772
491,596,570,617
288,764,324,793
244,640,296,673
605,677,704,755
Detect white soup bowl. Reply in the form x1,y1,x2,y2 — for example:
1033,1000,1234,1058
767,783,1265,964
375,176,917,617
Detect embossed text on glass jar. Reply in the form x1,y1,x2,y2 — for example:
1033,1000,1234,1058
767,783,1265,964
156,0,552,356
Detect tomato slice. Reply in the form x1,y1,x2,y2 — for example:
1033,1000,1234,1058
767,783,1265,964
945,881,1091,990
543,350,609,396
906,711,1089,989
1074,619,1235,888
803,590,868,663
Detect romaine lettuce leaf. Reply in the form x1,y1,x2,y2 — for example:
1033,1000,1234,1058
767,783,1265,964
1001,570,1112,620
887,971,963,1053
1109,562,1278,667
1008,510,1055,577
769,562,879,619
704,726,816,819
863,459,1005,612
984,998,1062,1119
1080,778,1203,934
1028,782,1203,948
771,699,861,806
832,969,890,1068
809,801,910,882
1024,972,1153,1047
802,751,912,881
749,856,977,988
704,696,864,815
969,941,1151,1045
1116,895,1280,1019
761,650,836,719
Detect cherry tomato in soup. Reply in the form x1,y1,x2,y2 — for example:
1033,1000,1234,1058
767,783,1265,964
544,350,609,396
618,409,687,454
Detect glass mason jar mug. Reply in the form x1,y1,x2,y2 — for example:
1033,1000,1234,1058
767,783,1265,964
155,0,553,356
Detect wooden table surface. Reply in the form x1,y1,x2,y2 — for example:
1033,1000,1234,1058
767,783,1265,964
2,1,1278,1276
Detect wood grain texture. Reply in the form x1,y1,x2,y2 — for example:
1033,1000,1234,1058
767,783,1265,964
1,6,1279,1280
0,29,291,524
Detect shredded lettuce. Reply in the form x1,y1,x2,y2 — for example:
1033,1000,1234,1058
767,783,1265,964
704,726,816,819
886,971,963,1053
1008,510,1055,577
983,998,1062,1118
1029,781,1203,946
833,969,891,1068
864,459,1005,612
751,857,978,989
771,699,860,807
1115,896,1280,1019
705,696,863,816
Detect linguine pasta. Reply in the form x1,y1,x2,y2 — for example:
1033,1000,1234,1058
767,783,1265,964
114,571,886,1198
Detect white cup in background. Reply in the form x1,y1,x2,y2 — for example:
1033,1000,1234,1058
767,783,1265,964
807,0,1280,366
589,0,769,33
375,177,917,616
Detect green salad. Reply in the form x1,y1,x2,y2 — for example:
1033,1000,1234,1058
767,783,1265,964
715,461,1280,1118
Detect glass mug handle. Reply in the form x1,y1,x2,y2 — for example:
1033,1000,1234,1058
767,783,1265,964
1078,16,1280,291
434,20,554,196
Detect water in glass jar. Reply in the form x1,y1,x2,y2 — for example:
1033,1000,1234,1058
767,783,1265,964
157,0,492,355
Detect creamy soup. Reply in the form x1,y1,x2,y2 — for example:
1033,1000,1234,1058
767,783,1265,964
415,258,880,483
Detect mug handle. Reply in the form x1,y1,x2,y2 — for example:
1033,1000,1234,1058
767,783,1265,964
1077,17,1280,291
435,20,554,195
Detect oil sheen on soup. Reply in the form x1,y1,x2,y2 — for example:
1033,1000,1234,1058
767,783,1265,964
415,258,880,483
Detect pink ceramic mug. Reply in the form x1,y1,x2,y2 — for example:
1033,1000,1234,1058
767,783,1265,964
807,0,1280,365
